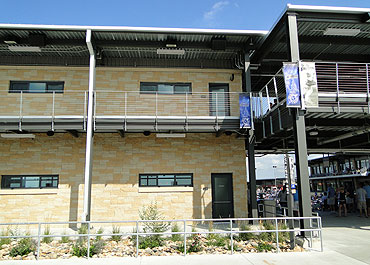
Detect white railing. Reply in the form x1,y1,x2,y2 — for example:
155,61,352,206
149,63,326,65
0,91,241,118
0,216,322,260
254,62,370,119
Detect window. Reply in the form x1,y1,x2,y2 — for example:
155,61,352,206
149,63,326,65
139,173,193,187
140,82,191,94
9,81,64,93
1,175,59,189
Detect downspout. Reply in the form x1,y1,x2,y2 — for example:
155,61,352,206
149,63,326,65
82,29,96,222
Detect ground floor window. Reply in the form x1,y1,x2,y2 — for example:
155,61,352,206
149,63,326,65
1,175,59,189
139,173,193,187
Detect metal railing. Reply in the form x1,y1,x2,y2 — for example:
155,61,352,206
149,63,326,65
0,90,241,119
254,61,370,119
0,216,322,260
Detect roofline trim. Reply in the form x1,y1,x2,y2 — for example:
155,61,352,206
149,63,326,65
0,23,268,36
286,4,370,14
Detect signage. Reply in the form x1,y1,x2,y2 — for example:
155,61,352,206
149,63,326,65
283,63,301,108
299,62,318,108
239,93,251,128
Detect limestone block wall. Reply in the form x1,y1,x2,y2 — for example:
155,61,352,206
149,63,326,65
0,133,247,224
0,66,242,117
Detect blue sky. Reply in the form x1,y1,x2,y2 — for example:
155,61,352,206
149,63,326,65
1,0,367,179
1,0,369,30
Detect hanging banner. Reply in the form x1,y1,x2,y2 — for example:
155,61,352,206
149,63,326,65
299,62,318,108
283,63,301,108
239,93,251,128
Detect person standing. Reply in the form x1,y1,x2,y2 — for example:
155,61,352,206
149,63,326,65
337,186,347,217
363,182,370,216
356,183,368,218
327,184,336,213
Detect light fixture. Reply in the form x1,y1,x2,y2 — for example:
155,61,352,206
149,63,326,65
309,130,319,136
156,133,186,138
165,43,177,48
143,131,151,136
8,46,41,52
46,131,55,136
323,28,361,37
4,40,17,44
156,48,185,55
1,133,35,139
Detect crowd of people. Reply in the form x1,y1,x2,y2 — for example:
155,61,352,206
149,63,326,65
315,182,370,217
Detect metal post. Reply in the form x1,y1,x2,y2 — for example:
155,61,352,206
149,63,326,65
136,221,139,257
366,64,370,113
37,223,41,260
185,92,188,131
52,91,55,131
309,218,313,248
275,218,279,253
266,86,271,111
82,29,96,222
87,222,91,258
155,92,158,131
247,131,258,222
19,91,23,131
183,220,187,256
336,63,340,113
94,91,97,131
273,77,279,104
319,218,323,252
230,219,233,255
124,92,127,131
286,154,295,249
215,92,218,130
286,12,312,237
83,91,87,131
259,91,263,118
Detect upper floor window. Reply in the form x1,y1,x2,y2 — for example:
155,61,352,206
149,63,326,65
139,173,193,187
9,81,64,93
1,175,59,189
140,82,191,94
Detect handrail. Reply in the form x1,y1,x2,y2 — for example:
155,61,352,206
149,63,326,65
0,216,323,259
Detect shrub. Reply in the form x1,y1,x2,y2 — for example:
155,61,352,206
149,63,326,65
96,227,104,241
236,222,255,241
77,224,88,243
207,233,228,247
42,226,53,244
171,223,182,242
258,221,275,242
9,238,36,257
139,236,162,249
60,234,70,244
256,242,273,252
188,233,202,252
0,228,12,248
110,226,121,242
71,239,105,258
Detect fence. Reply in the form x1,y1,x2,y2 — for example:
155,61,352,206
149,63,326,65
0,216,322,260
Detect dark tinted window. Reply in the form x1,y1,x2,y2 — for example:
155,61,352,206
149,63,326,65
139,174,193,187
140,82,191,94
9,81,64,93
1,175,59,189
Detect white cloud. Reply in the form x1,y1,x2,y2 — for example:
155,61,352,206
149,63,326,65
203,1,230,21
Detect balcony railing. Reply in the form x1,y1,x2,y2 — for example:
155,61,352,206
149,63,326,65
0,91,241,118
254,62,370,119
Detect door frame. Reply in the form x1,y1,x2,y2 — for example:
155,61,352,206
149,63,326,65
211,173,235,219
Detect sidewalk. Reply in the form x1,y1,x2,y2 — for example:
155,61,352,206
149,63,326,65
1,212,369,265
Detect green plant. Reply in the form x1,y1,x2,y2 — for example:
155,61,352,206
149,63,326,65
139,236,163,249
0,228,12,247
256,242,273,252
236,222,255,241
96,227,104,241
110,226,121,242
258,221,275,242
71,239,105,258
171,223,182,242
278,223,289,243
60,234,70,244
207,233,228,247
78,224,88,243
9,238,36,257
188,233,202,252
42,226,53,244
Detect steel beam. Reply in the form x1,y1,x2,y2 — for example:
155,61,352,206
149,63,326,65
286,13,312,235
82,29,96,222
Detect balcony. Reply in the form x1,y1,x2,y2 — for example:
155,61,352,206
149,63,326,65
0,91,241,132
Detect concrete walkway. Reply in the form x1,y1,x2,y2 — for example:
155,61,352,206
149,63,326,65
1,212,370,265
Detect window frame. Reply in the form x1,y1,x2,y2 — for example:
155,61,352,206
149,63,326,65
140,82,192,95
139,173,193,187
1,175,59,189
9,81,65,93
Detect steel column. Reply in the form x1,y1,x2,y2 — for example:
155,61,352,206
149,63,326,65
82,29,96,222
286,13,312,235
244,53,258,220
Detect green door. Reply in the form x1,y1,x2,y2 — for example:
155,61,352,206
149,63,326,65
211,173,234,218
